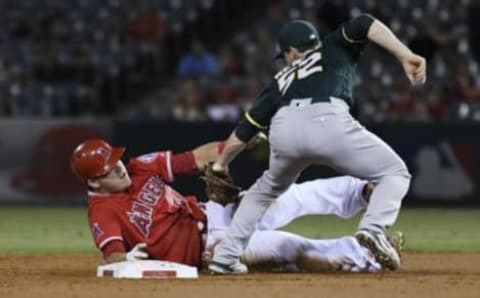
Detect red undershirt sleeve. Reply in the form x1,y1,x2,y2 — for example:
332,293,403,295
171,151,200,178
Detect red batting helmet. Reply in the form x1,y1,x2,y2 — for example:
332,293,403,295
71,139,125,180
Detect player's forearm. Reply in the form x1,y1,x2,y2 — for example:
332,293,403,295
367,20,413,61
105,252,127,263
192,142,223,170
214,132,246,170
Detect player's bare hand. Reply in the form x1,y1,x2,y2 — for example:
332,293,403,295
401,53,426,86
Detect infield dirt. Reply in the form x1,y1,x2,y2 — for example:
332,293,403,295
1,253,479,298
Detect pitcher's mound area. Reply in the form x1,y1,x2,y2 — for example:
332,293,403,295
1,253,479,298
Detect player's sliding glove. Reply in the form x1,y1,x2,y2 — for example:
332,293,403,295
200,163,241,206
126,243,149,261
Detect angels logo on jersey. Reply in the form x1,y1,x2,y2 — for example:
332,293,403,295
96,147,111,160
91,222,104,241
137,153,159,163
127,176,164,237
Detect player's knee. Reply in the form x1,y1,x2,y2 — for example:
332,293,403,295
401,166,412,181
396,165,411,189
277,234,306,262
255,174,292,199
382,174,411,199
395,159,412,180
295,252,338,272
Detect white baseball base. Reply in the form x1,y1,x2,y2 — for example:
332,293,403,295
97,260,199,279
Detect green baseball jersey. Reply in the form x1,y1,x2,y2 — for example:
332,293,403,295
235,15,374,142
278,26,365,107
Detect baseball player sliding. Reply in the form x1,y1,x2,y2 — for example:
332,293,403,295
71,139,402,272
207,14,426,274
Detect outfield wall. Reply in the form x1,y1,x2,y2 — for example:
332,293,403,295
0,118,113,204
0,119,479,205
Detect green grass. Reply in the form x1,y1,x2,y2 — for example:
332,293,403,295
0,207,95,253
0,207,479,253
283,208,480,252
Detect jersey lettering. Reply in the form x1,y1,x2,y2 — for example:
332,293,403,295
275,67,297,95
132,201,153,217
128,207,152,237
127,176,164,237
275,51,323,95
298,52,323,79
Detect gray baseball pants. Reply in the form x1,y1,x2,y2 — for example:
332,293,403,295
213,98,411,264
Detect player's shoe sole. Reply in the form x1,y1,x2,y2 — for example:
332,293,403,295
355,230,401,271
208,260,248,275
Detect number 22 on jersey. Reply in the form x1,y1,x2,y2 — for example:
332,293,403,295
275,52,323,95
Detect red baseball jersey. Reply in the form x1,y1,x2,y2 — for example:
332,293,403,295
87,150,206,267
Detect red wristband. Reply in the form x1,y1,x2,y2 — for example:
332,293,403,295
217,141,226,154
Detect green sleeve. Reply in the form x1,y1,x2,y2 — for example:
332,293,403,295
343,14,375,43
235,82,281,142
326,14,375,60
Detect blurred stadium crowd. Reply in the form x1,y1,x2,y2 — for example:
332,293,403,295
1,0,480,122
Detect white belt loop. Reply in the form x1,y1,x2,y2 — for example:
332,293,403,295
290,98,312,107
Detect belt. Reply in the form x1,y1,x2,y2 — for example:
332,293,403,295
288,96,351,108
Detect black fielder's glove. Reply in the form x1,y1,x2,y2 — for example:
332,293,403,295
200,163,241,206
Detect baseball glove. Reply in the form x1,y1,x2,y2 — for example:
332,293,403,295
200,163,241,206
